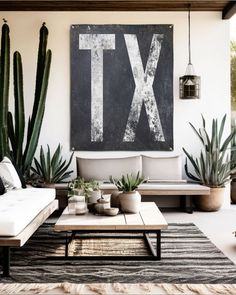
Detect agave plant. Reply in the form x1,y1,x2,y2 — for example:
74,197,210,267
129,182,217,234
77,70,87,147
31,144,74,184
110,172,145,192
183,114,236,188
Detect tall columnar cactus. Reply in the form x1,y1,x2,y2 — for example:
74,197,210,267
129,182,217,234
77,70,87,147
23,23,52,176
8,51,25,168
0,20,10,161
7,22,52,177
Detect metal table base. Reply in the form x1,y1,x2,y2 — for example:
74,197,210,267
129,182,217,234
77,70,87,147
63,229,162,260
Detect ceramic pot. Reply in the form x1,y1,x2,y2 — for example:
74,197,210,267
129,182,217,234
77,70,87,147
68,195,86,214
119,191,141,214
94,198,110,215
110,191,122,208
88,190,102,204
194,187,225,211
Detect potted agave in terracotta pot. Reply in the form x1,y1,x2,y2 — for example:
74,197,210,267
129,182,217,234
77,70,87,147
183,114,236,211
110,172,145,213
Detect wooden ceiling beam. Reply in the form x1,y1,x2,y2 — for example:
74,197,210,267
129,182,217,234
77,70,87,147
222,2,236,19
0,0,233,17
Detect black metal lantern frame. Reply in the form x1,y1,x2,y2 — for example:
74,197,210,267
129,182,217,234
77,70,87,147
179,6,200,99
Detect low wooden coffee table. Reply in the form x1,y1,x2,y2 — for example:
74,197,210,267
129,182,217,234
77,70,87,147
54,202,168,260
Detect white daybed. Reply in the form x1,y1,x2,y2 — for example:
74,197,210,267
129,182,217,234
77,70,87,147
0,187,58,277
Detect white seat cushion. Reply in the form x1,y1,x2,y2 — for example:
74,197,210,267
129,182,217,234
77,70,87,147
77,156,142,181
0,188,55,236
99,182,210,193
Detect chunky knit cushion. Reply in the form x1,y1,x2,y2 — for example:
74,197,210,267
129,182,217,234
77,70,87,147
0,177,5,195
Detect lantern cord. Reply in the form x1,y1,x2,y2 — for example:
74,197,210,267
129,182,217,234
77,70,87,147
188,4,192,65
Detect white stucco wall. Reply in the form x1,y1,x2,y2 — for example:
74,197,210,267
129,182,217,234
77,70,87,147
0,11,231,205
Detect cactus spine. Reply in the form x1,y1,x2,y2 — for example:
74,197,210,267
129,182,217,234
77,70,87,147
0,20,10,161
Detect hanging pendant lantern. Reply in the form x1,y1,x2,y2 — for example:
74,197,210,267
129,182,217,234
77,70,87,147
180,6,200,99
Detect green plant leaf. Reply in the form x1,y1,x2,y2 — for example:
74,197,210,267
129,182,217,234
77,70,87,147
51,144,61,176
189,122,204,145
33,157,44,176
46,144,51,182
219,114,226,145
39,145,47,181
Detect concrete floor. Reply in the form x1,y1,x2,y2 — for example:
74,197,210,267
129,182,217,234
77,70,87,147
163,204,236,264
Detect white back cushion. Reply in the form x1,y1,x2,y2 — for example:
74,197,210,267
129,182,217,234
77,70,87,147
77,156,142,181
142,155,182,180
0,157,22,189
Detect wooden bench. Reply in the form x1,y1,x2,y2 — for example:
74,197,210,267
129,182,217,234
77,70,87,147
0,200,58,277
99,182,211,214
54,182,210,214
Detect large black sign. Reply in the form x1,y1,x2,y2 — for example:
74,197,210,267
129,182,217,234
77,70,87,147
71,25,173,151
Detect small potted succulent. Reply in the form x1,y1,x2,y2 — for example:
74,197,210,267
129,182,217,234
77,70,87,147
67,177,101,213
110,172,144,213
68,177,101,202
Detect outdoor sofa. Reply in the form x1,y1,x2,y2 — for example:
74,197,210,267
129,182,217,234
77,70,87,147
76,155,210,213
0,187,58,277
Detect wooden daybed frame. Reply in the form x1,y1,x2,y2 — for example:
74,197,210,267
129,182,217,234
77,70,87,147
0,199,58,277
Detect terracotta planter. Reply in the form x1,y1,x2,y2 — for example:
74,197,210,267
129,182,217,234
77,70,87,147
194,187,225,211
119,191,141,213
231,181,236,204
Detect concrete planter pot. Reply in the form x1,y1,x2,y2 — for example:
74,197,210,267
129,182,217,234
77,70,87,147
194,187,225,211
119,191,141,213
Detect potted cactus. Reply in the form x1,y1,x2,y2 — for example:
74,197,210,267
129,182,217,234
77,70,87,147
183,114,236,211
110,172,144,213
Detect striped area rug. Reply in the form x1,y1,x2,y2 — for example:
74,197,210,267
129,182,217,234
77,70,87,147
1,223,236,284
